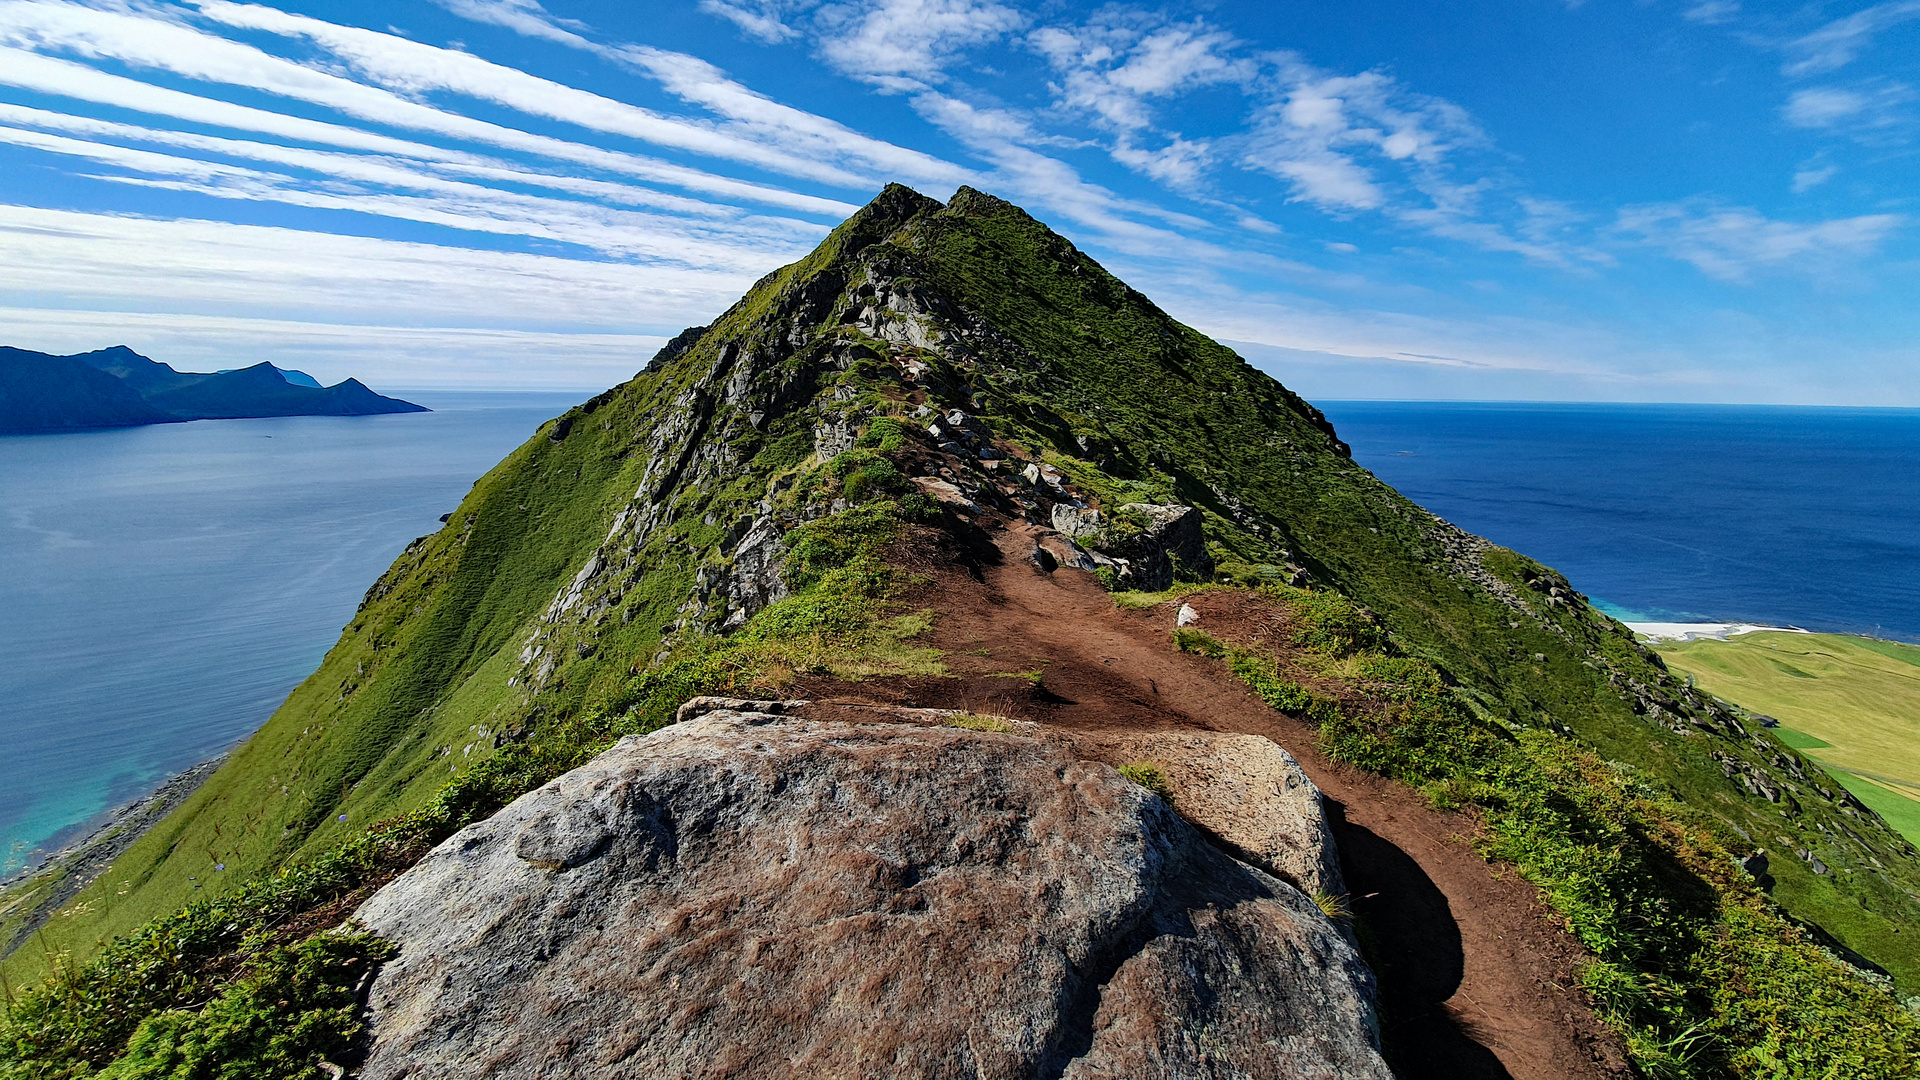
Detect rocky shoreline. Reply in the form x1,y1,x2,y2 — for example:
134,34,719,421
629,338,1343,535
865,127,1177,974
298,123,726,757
1,755,225,958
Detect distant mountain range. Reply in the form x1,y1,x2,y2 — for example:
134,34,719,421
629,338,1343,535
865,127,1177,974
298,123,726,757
0,346,427,435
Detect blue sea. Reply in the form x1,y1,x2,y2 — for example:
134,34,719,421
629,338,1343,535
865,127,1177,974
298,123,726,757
2,399,1916,876
0,392,584,876
1318,402,1920,643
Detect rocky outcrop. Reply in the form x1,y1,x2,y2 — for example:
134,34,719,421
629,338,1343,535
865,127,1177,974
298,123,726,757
1058,730,1345,900
355,710,1388,1080
1059,503,1214,592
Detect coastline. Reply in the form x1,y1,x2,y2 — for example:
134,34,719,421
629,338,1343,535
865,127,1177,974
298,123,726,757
0,754,225,960
1627,620,1813,643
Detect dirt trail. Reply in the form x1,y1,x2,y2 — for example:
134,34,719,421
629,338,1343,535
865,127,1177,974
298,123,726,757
801,523,1630,1080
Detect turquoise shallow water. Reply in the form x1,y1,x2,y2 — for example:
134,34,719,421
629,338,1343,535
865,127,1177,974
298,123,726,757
0,391,584,875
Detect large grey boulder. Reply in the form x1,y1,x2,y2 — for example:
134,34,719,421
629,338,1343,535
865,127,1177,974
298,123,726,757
1068,504,1213,591
1119,503,1213,586
354,711,1388,1080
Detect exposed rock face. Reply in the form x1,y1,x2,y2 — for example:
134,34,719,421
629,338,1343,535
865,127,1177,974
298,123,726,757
1066,503,1214,592
1051,503,1104,540
355,711,1388,1080
1120,504,1214,586
1061,731,1345,900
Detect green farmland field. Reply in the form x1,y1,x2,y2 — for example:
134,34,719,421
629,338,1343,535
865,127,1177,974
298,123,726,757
1657,631,1920,844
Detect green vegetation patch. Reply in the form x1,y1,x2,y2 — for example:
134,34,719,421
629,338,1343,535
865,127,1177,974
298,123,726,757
1772,728,1832,751
97,930,392,1080
944,713,1012,733
1117,761,1174,802
1828,772,1920,849
1184,588,1919,1080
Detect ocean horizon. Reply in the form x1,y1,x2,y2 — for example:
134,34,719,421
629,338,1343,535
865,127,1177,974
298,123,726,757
2,396,1914,876
1318,399,1920,644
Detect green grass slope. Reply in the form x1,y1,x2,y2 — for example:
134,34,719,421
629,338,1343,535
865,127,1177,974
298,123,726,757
1660,632,1920,843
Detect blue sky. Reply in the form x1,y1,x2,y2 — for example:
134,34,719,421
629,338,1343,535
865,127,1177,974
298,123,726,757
0,0,1914,401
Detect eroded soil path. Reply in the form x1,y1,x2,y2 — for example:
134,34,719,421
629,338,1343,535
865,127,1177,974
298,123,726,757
799,524,1630,1080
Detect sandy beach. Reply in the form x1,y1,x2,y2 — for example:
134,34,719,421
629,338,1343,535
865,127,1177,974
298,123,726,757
1627,621,1813,642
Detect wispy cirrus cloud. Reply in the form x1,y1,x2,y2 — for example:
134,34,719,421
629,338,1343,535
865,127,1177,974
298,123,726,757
1782,79,1914,142
0,108,824,269
1782,0,1920,77
1791,162,1839,192
1682,1,1739,25
194,0,889,187
0,7,864,213
0,203,756,330
270,0,975,189
1615,199,1902,282
696,0,802,44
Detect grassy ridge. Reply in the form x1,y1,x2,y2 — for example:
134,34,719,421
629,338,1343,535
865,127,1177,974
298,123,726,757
1659,632,1920,844
895,188,1920,987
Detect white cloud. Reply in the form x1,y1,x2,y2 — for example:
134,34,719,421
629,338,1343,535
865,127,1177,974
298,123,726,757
1035,20,1254,132
1616,199,1902,282
1792,164,1838,192
433,0,595,49
1682,1,1739,25
0,19,853,214
610,45,971,187
194,1,879,187
1781,80,1913,140
1785,86,1874,126
811,0,1024,89
1240,66,1480,213
0,100,804,222
1782,0,1920,77
425,0,974,187
0,124,813,269
1108,135,1212,187
698,0,801,43
0,204,760,336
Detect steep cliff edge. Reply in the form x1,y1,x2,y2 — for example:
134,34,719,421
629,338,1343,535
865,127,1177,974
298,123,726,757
5,185,1918,1080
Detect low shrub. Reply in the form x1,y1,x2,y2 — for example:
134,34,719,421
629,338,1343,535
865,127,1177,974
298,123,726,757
1229,653,1321,715
98,930,394,1080
1171,626,1226,657
855,416,907,453
1118,761,1174,802
1258,584,1385,656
